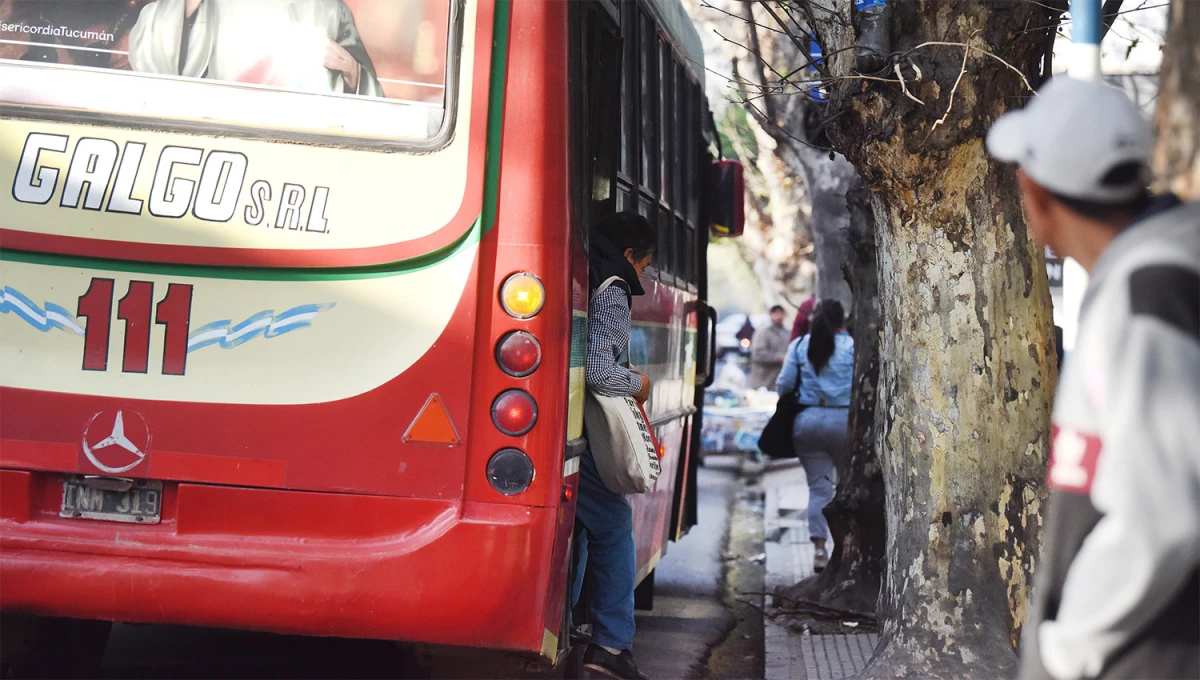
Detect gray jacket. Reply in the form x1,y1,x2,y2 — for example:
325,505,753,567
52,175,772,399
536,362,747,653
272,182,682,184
1020,198,1200,679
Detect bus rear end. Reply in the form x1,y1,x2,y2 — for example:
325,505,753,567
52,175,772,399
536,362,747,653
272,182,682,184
0,0,583,660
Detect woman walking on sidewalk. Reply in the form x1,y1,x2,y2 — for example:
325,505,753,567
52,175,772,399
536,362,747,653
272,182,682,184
776,300,854,572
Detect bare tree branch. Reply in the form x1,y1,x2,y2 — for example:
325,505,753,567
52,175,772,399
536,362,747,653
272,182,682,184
894,62,926,105
714,28,790,94
925,34,976,143
755,0,817,55
700,1,786,37
730,62,833,152
1100,0,1127,40
740,2,779,121
904,40,1038,95
1017,2,1168,36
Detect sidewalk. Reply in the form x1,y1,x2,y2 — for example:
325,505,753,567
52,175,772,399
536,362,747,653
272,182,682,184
759,463,878,680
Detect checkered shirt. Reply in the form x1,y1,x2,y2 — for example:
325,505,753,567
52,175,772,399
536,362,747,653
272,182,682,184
585,285,643,397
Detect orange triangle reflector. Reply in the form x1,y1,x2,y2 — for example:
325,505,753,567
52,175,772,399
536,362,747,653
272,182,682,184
403,394,461,446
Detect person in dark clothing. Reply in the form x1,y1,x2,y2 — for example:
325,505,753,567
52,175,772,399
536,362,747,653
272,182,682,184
574,211,655,680
790,294,817,342
735,317,755,349
1054,325,1065,370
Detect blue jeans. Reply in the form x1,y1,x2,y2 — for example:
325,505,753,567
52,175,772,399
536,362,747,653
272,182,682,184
792,407,848,542
797,448,836,541
570,449,636,651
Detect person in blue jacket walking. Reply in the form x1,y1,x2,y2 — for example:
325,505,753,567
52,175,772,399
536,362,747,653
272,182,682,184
776,300,854,572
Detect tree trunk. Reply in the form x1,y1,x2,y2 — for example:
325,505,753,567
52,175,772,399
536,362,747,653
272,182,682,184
1154,0,1200,200
792,146,856,308
718,1,887,616
739,123,819,307
803,1,1059,676
780,181,885,617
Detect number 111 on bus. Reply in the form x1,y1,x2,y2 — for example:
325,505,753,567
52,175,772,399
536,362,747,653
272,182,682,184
77,278,194,376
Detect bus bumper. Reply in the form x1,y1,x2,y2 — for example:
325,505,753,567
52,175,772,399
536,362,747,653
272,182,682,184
0,470,559,653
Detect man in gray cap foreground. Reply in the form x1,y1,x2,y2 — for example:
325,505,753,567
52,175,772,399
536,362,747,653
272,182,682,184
987,77,1199,679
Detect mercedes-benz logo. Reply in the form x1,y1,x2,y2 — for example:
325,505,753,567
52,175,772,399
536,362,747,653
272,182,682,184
81,410,151,474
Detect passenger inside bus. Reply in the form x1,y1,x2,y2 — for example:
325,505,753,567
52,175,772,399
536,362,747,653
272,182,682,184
575,211,656,680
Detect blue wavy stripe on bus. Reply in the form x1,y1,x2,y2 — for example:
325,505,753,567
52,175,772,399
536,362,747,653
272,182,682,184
187,303,335,353
0,285,85,336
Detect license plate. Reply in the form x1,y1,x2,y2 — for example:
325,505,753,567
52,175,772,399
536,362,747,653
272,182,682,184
60,477,162,524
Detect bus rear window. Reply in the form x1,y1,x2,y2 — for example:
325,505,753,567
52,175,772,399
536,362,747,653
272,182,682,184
0,0,455,144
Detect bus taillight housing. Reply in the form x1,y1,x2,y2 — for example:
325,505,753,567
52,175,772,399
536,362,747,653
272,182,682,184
495,331,541,377
491,389,538,436
499,273,545,319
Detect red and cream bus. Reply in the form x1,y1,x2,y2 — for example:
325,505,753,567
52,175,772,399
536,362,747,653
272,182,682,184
0,0,741,669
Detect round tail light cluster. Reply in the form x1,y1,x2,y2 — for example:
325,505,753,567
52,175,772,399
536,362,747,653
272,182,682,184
495,331,541,377
488,273,545,497
491,389,538,436
487,448,535,496
499,273,545,319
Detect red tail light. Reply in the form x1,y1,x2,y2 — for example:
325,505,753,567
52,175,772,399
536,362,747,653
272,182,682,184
495,331,541,377
491,390,537,436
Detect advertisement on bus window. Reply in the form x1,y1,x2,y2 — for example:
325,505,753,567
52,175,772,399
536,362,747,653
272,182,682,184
0,0,483,266
0,0,449,103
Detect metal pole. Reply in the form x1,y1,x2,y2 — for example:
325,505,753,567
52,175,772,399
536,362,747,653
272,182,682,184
1068,0,1103,80
1061,0,1103,351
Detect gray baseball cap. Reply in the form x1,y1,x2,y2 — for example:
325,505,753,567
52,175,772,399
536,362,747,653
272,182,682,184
986,77,1151,203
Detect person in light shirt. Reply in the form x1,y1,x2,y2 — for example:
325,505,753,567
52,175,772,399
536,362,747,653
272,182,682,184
748,305,792,390
986,76,1199,680
775,299,854,572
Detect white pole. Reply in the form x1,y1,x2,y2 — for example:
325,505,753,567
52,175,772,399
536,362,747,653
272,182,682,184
1060,0,1103,351
1068,0,1104,81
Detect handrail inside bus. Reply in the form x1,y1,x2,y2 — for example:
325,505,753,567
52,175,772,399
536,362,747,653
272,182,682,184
647,405,697,429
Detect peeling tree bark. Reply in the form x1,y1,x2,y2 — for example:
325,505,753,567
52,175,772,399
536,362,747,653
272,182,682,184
1154,0,1200,200
801,1,1059,676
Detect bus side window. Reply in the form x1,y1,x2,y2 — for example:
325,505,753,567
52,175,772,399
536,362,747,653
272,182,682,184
659,205,674,281
638,11,658,198
569,3,620,249
673,62,686,214
655,37,674,281
586,19,620,225
687,81,702,230
616,1,638,215
659,38,672,208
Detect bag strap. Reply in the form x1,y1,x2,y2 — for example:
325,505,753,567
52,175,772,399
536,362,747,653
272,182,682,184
592,275,625,299
790,338,805,398
592,275,635,369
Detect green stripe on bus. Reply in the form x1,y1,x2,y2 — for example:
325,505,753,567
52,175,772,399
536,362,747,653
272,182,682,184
481,0,511,234
0,218,480,281
3,1,513,281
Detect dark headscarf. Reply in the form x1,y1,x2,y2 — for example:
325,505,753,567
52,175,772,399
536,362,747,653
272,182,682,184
589,230,646,302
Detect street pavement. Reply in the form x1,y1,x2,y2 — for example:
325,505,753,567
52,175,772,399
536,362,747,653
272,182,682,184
759,461,878,680
632,458,738,680
94,464,745,679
